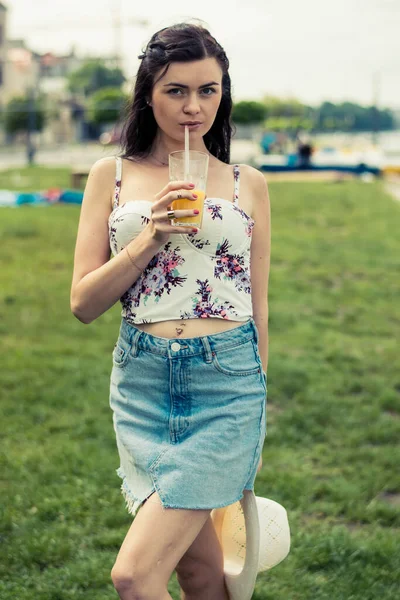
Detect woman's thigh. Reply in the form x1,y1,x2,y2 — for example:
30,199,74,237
112,491,212,587
175,512,224,579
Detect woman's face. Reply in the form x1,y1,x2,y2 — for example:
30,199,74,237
150,57,223,142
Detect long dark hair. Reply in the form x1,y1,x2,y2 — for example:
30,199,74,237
118,22,235,164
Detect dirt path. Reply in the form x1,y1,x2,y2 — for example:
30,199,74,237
383,175,400,201
384,181,400,201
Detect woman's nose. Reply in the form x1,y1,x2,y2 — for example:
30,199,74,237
184,94,201,113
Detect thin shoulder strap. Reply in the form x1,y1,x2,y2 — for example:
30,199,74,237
113,156,122,210
233,164,240,205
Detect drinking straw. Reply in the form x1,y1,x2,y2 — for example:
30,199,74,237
184,125,190,180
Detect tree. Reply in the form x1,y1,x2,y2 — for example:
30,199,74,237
316,101,394,132
232,101,267,124
265,116,313,131
86,88,129,126
3,95,46,135
67,60,126,97
262,95,305,118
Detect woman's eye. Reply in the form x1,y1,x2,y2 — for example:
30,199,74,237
167,87,216,96
201,87,216,95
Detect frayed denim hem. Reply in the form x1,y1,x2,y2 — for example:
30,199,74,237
116,466,255,514
116,467,144,517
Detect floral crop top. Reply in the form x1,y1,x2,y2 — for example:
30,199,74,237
108,156,254,324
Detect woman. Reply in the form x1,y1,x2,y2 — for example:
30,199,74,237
70,21,270,600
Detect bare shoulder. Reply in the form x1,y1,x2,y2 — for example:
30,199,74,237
86,156,117,210
238,163,268,189
88,155,117,180
236,164,269,217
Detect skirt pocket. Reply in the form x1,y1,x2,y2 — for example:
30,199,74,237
112,337,133,368
211,338,260,377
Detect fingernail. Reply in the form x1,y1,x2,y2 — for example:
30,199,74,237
189,183,195,187
194,209,199,214
192,194,198,198
192,228,198,233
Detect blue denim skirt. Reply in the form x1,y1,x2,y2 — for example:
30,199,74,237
109,317,267,516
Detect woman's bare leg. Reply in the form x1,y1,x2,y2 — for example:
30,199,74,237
111,491,212,600
176,513,230,600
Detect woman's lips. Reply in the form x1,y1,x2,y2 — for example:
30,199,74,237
180,123,202,130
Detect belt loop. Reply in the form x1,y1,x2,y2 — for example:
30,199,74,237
130,329,143,357
200,336,213,364
251,319,260,344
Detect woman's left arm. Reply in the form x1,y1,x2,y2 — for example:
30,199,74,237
248,168,271,375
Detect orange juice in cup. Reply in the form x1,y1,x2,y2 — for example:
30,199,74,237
169,150,209,229
171,189,206,227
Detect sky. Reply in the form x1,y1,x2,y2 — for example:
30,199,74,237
4,0,400,108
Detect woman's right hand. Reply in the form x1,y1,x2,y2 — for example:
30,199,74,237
147,180,200,245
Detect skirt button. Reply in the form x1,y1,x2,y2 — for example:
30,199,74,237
171,342,181,351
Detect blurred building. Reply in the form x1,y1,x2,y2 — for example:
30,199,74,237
3,41,40,102
0,2,117,145
0,4,38,104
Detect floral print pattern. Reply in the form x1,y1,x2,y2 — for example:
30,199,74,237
232,203,255,237
121,241,187,313
120,301,138,324
233,164,240,203
109,214,125,255
109,213,150,255
182,279,238,319
141,215,150,226
214,239,251,294
114,177,121,209
206,200,223,220
110,158,253,323
186,232,211,250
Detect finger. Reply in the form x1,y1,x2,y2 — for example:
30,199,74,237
151,204,198,223
173,226,199,235
166,209,200,220
154,180,194,201
153,191,198,215
158,223,199,235
166,189,199,204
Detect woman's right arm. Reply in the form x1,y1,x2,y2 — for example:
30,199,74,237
70,157,198,324
70,157,163,324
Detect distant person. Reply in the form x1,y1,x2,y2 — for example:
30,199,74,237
70,21,270,600
297,137,314,168
27,140,37,164
261,130,276,154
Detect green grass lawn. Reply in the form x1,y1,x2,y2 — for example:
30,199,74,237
1,167,399,599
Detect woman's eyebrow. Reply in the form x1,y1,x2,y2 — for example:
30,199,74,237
163,81,220,88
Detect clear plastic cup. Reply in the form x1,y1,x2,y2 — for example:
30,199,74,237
169,150,209,229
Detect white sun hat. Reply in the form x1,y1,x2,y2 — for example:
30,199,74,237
210,490,291,600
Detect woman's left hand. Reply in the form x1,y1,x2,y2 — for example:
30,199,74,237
257,456,262,473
